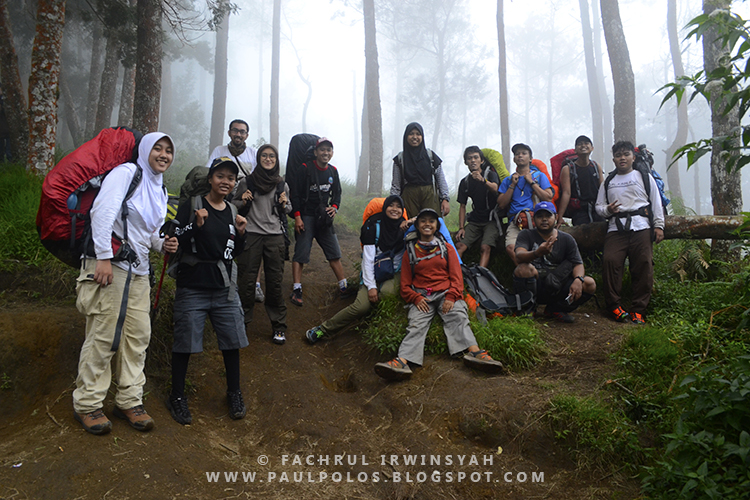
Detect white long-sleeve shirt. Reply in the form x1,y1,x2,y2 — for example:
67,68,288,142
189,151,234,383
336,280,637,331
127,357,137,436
361,244,404,290
206,144,257,178
595,169,665,233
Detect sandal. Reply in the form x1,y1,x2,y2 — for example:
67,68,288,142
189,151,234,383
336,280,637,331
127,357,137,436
374,357,412,381
463,349,504,374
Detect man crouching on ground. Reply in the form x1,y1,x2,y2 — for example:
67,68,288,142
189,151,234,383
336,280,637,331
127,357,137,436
513,202,596,323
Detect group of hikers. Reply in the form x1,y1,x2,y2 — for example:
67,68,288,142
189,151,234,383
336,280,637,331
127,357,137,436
70,119,664,436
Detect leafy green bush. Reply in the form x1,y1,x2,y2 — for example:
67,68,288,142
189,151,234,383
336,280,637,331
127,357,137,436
0,164,49,265
642,356,750,499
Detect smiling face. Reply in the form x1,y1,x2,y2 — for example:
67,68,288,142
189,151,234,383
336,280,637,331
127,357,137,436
148,137,174,174
258,147,277,171
407,129,423,147
385,201,403,220
228,121,248,147
575,140,593,156
416,214,438,240
314,144,333,166
209,166,237,197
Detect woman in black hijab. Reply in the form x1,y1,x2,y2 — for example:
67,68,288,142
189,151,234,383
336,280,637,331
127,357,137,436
304,195,406,344
389,122,451,219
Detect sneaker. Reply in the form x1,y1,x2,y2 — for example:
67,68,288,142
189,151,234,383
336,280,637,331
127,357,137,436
74,409,112,435
166,395,192,425
290,288,303,307
272,331,286,345
113,404,155,432
630,312,646,325
305,325,325,344
227,390,246,420
463,350,504,374
374,358,412,381
255,284,265,303
544,310,575,323
610,306,630,323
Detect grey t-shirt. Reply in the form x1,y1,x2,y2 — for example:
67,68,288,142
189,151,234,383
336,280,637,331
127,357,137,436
515,229,582,272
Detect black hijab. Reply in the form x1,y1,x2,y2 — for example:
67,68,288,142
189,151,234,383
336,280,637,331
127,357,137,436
250,144,283,194
360,195,405,252
401,122,440,186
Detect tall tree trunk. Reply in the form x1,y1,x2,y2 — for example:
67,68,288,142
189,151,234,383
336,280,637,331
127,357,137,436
600,0,635,143
160,59,173,134
27,0,66,176
352,71,360,172
664,0,686,203
363,0,383,195
85,21,103,140
209,1,229,150
702,0,742,260
59,70,82,146
270,0,280,147
592,0,612,155
94,33,119,134
356,81,369,195
118,63,136,127
431,25,446,152
546,11,556,160
132,0,162,134
579,0,604,162
0,0,29,162
496,0,510,162
256,0,265,140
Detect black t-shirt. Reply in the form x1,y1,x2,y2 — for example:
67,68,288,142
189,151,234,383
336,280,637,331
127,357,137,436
515,229,582,272
570,161,600,203
291,162,342,217
174,198,245,289
457,168,501,223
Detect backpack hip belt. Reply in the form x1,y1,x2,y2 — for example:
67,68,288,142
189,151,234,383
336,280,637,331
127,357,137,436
613,206,650,233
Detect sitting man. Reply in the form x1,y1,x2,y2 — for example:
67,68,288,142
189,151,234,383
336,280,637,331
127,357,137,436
513,202,596,323
374,208,504,381
497,143,554,265
455,146,502,268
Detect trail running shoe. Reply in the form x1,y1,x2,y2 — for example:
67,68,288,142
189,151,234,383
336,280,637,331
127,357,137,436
610,306,630,323
227,390,246,420
374,358,413,381
290,288,303,307
544,310,575,323
166,395,192,425
305,325,325,344
463,350,504,374
630,312,645,325
272,331,286,345
255,284,265,303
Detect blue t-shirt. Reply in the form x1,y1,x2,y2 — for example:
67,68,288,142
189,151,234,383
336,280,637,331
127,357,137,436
498,169,551,215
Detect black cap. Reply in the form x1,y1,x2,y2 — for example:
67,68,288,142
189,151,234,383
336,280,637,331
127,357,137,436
209,156,239,176
575,135,593,146
511,143,533,157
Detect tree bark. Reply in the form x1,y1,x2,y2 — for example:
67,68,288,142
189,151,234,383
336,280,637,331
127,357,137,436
356,81,369,196
363,0,383,195
352,71,360,176
703,0,742,260
0,0,29,162
579,0,604,162
270,0,280,147
209,0,230,151
117,62,136,127
562,216,744,252
160,58,173,134
256,0,265,139
132,0,162,134
27,0,66,176
600,0,635,143
496,0,511,162
94,33,120,134
592,0,612,157
664,0,685,203
59,70,82,147
84,20,104,140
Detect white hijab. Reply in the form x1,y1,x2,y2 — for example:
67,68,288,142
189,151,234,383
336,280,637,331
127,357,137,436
128,132,174,231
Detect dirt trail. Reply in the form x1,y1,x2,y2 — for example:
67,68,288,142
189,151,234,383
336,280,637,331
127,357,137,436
0,227,639,499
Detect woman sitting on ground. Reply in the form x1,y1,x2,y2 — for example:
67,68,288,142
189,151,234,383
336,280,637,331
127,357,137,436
167,157,249,425
305,195,406,343
375,208,504,381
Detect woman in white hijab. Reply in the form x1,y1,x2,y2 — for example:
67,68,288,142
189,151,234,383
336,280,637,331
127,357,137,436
72,132,179,435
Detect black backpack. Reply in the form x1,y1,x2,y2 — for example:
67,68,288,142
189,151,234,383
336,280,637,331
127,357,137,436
285,133,319,181
462,264,535,323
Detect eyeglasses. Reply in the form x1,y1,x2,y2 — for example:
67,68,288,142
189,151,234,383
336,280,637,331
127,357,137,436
260,153,276,160
230,128,248,135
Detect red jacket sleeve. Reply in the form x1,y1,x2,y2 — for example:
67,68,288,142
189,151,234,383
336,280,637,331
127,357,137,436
400,250,422,305
446,246,464,302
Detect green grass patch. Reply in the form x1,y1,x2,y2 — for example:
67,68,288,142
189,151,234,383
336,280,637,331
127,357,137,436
0,164,50,266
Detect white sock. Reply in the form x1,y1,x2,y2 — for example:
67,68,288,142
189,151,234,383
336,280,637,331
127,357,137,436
338,278,347,290
293,283,302,290
256,282,262,289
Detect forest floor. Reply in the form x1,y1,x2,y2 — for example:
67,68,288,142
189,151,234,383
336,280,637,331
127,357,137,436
0,226,641,500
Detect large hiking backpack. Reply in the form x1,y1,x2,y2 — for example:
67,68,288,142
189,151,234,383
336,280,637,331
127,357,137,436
178,166,211,207
36,127,142,268
461,264,535,323
531,158,558,206
550,149,600,213
480,148,511,181
286,133,319,181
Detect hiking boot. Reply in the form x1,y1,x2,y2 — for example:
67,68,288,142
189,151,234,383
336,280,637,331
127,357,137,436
544,310,575,323
227,390,246,420
74,409,112,435
166,395,192,425
463,350,504,374
255,284,265,303
610,306,630,323
272,331,286,345
113,404,155,431
374,358,412,381
305,325,325,344
290,288,303,307
630,312,646,325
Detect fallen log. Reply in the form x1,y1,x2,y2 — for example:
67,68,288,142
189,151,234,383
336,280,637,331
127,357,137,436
560,216,745,252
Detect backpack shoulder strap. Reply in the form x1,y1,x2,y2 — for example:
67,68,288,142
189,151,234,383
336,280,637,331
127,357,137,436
603,170,617,204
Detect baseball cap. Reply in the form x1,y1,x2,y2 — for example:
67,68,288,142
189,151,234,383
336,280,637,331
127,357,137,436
575,135,593,146
533,201,557,215
209,156,239,176
511,143,533,157
315,137,333,149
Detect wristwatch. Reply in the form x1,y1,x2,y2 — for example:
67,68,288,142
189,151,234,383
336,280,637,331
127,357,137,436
576,276,585,283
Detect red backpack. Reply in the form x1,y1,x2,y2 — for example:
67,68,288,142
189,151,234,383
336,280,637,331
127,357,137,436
36,127,142,267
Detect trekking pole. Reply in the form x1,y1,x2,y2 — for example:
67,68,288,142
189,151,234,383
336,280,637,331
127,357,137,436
152,219,180,314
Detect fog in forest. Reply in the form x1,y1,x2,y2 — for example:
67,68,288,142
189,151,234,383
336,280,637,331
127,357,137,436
7,0,750,212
